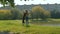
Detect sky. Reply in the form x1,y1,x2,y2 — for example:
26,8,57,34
14,0,60,5
0,0,60,7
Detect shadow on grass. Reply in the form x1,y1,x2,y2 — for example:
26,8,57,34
0,30,20,34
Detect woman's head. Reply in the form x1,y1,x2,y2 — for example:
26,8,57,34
25,10,28,13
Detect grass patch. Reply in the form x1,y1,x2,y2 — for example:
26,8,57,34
31,19,60,25
0,20,60,34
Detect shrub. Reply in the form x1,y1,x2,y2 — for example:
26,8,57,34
32,6,50,20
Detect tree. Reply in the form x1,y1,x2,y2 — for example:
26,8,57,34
51,9,60,18
0,0,7,7
32,6,50,20
0,0,15,7
0,0,28,7
8,0,15,7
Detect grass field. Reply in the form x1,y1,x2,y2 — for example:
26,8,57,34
0,20,60,34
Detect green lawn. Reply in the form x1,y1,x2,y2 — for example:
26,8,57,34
0,20,60,34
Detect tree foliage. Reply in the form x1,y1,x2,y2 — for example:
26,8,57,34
0,9,22,20
51,9,60,18
0,0,15,7
32,6,50,20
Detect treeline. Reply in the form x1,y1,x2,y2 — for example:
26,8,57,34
0,6,60,20
31,6,60,20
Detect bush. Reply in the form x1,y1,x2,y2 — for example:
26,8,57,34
32,6,50,20
0,9,22,20
0,10,12,20
11,9,23,19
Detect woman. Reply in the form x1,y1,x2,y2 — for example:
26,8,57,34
22,10,29,26
25,10,29,26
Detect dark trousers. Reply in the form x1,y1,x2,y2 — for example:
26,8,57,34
22,17,25,23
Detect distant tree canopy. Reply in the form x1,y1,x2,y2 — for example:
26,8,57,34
32,6,50,20
51,9,60,18
0,9,22,20
0,0,15,7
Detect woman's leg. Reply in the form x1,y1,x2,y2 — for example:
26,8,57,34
22,17,25,26
26,17,29,27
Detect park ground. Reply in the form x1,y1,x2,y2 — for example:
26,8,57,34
0,19,60,34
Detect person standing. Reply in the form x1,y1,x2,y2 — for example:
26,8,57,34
22,10,29,26
25,10,29,27
22,10,26,26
